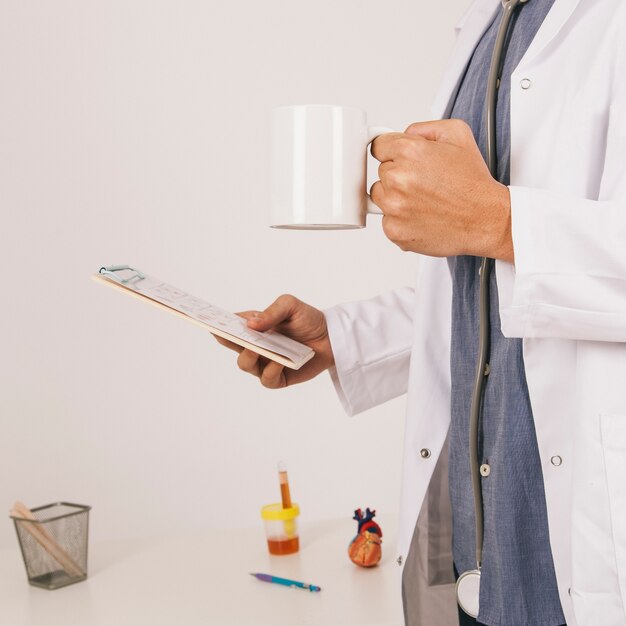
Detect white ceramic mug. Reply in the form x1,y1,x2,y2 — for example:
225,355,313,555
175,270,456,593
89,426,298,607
270,104,393,229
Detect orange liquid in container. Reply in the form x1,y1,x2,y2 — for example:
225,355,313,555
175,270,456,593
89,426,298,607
267,536,300,555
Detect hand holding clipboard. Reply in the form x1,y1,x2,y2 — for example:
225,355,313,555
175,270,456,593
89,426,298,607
93,265,315,370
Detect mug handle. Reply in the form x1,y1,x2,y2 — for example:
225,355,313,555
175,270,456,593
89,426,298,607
366,126,395,215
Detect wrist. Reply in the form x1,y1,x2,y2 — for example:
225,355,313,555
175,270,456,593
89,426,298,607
474,182,514,262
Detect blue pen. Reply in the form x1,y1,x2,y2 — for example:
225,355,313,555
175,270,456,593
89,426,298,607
250,572,322,592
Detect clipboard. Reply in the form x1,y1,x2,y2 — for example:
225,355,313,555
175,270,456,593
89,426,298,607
93,265,315,370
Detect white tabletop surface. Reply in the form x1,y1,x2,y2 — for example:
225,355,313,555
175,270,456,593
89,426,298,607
0,518,404,626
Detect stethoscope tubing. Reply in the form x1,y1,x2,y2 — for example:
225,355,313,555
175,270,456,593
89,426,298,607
468,0,528,573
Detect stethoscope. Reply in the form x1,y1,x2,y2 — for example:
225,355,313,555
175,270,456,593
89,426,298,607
455,0,530,618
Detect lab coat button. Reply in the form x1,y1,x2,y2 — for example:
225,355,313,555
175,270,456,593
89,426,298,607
480,463,491,477
520,78,532,90
397,555,403,566
550,455,563,467
420,448,431,459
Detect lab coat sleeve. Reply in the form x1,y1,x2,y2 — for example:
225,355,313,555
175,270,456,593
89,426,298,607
499,144,626,342
498,26,626,343
498,12,626,343
324,287,415,416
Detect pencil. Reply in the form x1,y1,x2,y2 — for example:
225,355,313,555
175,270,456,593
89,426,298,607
250,572,321,592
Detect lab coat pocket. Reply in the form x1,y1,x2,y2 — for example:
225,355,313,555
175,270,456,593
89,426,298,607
600,413,626,604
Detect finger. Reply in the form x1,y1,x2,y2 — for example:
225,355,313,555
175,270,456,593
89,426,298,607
370,180,385,208
404,119,472,146
370,131,406,163
236,310,262,321
246,295,298,332
260,360,286,389
213,333,244,354
370,180,385,211
237,349,262,376
377,160,395,186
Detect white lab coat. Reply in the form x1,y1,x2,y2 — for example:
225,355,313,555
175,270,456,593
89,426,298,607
324,1,626,624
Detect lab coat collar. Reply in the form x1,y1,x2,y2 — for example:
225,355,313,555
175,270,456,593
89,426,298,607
514,0,584,73
431,0,584,120
431,0,499,119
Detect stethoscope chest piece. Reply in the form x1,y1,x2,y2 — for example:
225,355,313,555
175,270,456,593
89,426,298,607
456,569,481,618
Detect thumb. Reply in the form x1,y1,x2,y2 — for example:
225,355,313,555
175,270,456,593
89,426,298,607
246,295,298,332
404,118,473,146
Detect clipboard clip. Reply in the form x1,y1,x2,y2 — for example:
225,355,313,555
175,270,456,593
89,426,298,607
99,265,146,284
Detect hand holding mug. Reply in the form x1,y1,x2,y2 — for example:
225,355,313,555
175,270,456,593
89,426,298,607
370,119,513,261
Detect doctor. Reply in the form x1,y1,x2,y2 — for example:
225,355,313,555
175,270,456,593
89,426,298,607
218,0,626,624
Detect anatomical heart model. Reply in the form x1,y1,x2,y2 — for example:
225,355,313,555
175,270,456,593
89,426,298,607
348,508,382,567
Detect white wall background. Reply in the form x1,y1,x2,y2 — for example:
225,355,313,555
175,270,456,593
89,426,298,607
0,0,467,549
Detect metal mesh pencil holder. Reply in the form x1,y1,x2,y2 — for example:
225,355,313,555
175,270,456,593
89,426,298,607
11,502,91,589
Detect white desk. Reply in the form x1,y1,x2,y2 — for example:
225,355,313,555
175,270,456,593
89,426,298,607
0,519,404,626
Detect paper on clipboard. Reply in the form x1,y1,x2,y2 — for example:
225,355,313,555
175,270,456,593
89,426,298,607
93,265,315,370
